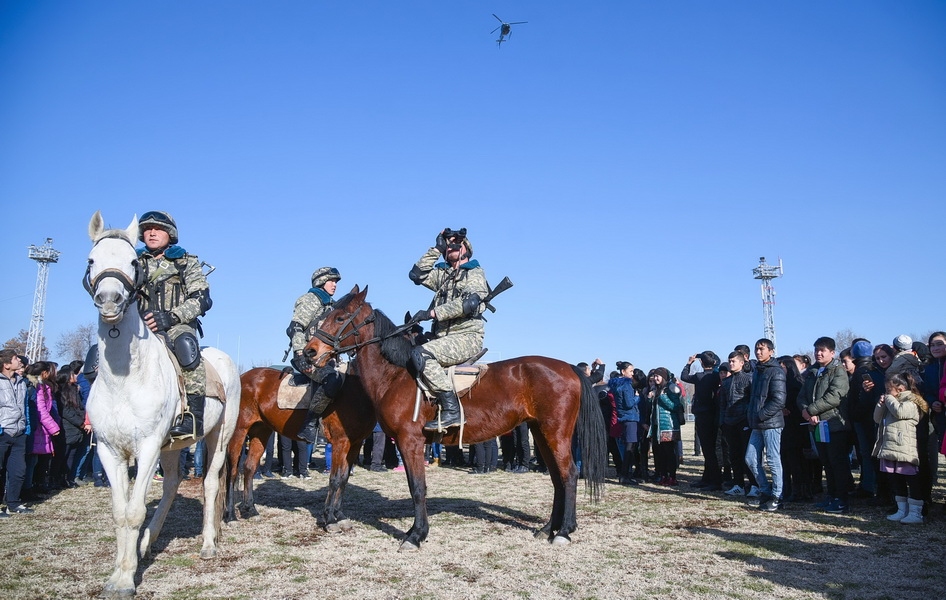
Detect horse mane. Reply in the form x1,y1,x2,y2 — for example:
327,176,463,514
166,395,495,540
93,228,135,245
372,309,415,371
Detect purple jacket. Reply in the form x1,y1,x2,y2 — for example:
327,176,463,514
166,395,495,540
32,383,61,455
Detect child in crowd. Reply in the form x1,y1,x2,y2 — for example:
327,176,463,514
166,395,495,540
874,372,928,523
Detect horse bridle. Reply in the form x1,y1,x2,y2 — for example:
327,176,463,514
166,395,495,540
309,304,419,362
83,235,146,318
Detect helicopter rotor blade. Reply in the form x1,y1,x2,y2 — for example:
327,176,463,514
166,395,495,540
491,26,501,33
492,14,504,24
508,21,528,25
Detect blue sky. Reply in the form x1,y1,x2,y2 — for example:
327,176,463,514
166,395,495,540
2,1,944,373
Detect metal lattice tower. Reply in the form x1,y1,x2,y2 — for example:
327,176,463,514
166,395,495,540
752,256,783,350
26,238,61,362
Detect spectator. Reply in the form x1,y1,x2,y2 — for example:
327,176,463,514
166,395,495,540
745,339,786,512
648,368,684,486
921,333,945,485
799,336,851,514
681,351,722,490
611,361,640,485
55,369,88,488
25,362,61,493
720,352,755,497
1,349,32,515
847,340,879,500
578,359,606,385
778,355,810,502
632,369,652,481
887,335,921,379
875,372,928,524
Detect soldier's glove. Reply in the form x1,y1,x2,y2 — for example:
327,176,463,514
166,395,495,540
412,309,433,323
291,352,315,375
435,231,447,255
150,311,178,332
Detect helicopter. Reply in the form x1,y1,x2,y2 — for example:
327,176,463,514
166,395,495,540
491,13,527,47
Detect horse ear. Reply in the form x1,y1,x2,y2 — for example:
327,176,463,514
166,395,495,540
89,211,104,242
125,215,139,244
348,284,360,295
404,311,412,325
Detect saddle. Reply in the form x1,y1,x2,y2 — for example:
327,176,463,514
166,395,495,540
276,362,348,410
162,348,226,449
416,347,490,401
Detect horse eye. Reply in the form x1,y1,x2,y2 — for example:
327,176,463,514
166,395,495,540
335,315,346,323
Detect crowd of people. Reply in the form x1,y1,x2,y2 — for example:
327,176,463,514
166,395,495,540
595,333,945,522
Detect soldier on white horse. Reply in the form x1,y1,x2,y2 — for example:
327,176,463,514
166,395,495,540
137,210,212,438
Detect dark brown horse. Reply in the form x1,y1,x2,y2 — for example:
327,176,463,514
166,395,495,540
304,285,607,550
225,367,376,533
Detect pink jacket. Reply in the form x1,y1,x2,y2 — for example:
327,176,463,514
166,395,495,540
32,383,61,455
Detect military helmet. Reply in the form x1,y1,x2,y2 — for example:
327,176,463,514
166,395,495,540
138,210,178,244
311,266,341,289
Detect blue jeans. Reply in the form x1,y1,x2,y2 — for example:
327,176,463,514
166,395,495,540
745,428,783,499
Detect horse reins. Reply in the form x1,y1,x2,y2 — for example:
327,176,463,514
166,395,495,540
310,307,420,361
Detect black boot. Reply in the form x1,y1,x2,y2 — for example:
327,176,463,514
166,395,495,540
423,391,463,431
170,394,205,439
297,409,319,444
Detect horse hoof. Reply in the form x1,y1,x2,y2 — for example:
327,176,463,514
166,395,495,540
337,518,354,532
200,547,217,560
551,534,571,546
398,540,420,552
325,522,343,534
533,530,550,541
99,585,135,599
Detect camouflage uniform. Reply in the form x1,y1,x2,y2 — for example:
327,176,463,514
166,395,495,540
409,245,488,395
286,267,341,443
137,244,211,398
288,288,335,357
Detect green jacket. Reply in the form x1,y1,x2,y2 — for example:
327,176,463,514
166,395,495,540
797,358,851,433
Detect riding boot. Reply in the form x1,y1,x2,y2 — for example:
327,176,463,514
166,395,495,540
170,394,205,439
297,408,319,444
423,390,463,431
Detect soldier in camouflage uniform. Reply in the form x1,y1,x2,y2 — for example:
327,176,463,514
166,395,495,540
137,211,213,439
409,228,488,431
286,267,343,443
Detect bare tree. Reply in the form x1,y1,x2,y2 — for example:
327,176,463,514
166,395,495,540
55,323,96,362
3,329,46,358
834,328,862,352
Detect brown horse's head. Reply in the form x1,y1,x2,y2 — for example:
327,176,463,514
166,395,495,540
304,284,371,367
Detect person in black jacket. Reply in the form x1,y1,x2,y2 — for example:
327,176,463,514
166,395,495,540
745,339,786,512
681,351,722,489
720,352,756,496
847,340,878,498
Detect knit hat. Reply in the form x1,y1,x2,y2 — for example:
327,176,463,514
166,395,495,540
851,341,873,359
892,334,913,352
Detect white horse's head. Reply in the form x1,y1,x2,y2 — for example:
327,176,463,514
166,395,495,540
86,212,142,324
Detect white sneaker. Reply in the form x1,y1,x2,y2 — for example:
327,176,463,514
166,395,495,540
724,484,745,496
746,486,761,498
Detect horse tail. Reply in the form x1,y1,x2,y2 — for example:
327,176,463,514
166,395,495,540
571,365,607,502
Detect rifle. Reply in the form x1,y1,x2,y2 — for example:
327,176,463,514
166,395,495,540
482,276,513,313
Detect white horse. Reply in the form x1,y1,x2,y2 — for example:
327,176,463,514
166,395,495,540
85,212,240,598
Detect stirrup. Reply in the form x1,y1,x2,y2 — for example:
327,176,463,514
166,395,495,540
169,411,196,440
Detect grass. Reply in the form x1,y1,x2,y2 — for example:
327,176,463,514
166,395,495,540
2,427,945,599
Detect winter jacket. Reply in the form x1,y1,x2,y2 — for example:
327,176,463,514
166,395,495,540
720,371,752,428
610,377,640,423
680,363,720,417
0,372,28,437
921,358,945,436
798,359,850,433
650,385,684,439
60,401,87,446
887,351,921,379
747,358,786,430
872,391,923,464
31,381,61,455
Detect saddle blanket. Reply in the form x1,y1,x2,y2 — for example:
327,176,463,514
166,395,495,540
277,362,348,410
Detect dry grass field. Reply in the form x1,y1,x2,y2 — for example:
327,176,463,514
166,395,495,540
3,428,945,600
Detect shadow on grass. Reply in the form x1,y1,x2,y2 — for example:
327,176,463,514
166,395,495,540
244,475,547,542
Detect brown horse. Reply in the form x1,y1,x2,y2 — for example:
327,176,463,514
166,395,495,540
225,367,376,533
304,285,607,550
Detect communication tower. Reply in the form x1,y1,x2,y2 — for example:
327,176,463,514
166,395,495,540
752,256,783,350
26,238,61,361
